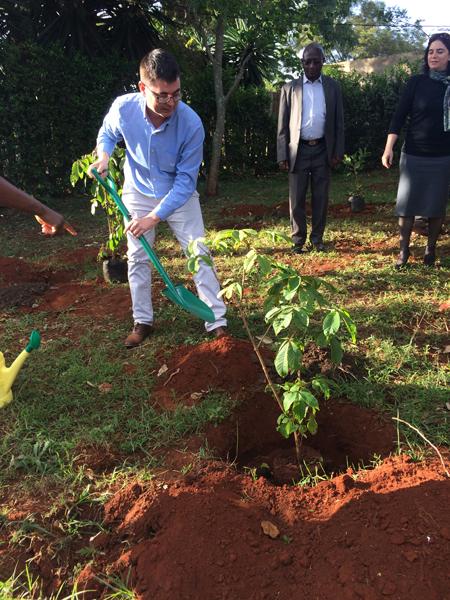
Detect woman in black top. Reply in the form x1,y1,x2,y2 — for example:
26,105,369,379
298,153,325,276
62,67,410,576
382,32,450,268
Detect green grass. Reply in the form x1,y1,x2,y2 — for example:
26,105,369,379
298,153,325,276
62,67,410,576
0,167,449,592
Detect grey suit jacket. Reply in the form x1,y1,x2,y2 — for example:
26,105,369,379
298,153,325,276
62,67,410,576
276,75,345,172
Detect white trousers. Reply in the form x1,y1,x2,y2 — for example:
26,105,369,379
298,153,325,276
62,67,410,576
123,189,227,332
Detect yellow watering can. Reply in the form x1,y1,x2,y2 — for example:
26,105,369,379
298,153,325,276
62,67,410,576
0,330,41,408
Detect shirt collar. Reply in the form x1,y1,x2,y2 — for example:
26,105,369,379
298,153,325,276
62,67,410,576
303,74,323,85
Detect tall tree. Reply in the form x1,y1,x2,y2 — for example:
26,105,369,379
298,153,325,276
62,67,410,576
178,0,354,196
340,0,426,60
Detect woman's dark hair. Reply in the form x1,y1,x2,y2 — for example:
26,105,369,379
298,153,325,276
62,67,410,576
140,49,180,83
423,32,450,74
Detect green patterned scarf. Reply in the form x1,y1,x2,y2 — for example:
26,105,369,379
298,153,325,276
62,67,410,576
429,69,450,132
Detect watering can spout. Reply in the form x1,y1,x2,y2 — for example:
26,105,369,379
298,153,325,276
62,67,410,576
0,330,41,408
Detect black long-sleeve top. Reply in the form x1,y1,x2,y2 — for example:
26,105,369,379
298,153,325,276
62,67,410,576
388,74,450,157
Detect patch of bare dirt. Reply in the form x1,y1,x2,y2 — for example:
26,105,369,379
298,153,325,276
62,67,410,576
0,254,131,319
73,455,450,600
1,331,449,600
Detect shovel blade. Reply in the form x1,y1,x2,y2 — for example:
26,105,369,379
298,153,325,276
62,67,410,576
163,285,216,323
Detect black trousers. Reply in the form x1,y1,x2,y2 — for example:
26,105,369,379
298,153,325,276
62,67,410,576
289,141,330,245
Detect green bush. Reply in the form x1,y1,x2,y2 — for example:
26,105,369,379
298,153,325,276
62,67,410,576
0,42,135,196
0,40,420,195
184,66,277,176
324,62,418,166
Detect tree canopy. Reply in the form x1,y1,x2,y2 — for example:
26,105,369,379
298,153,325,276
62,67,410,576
336,0,426,60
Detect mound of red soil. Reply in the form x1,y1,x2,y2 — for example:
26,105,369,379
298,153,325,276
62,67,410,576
76,455,450,600
152,336,269,409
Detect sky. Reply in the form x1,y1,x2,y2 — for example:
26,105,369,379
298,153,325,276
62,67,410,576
383,0,450,35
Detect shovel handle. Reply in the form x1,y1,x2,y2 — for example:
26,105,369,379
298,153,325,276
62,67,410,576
91,168,178,294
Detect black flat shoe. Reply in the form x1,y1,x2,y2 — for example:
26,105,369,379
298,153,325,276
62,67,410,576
292,244,307,254
310,241,326,252
395,250,410,270
423,251,436,267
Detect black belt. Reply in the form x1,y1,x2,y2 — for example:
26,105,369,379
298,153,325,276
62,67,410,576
300,138,324,146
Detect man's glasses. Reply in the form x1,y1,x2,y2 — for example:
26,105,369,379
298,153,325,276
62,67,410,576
142,83,182,104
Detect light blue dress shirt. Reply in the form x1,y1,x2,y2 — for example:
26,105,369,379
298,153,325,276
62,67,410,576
300,74,326,141
96,93,204,220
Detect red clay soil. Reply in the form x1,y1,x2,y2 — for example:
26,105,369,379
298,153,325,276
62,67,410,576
74,455,450,600
2,332,450,599
221,202,380,222
152,336,269,409
2,237,450,600
0,253,131,318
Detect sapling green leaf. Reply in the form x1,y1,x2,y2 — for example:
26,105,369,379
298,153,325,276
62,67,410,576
307,417,318,435
340,309,357,343
277,415,298,438
257,254,272,275
330,336,344,364
323,309,341,337
292,307,309,330
292,401,308,420
311,377,331,400
243,249,258,273
275,339,302,377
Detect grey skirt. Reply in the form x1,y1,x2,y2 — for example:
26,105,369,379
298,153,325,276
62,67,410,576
395,152,450,217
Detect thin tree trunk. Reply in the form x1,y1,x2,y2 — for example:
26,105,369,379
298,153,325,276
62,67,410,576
204,15,253,196
206,99,225,196
294,431,303,468
206,16,225,197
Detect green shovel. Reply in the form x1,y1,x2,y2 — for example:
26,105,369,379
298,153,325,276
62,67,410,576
92,168,216,323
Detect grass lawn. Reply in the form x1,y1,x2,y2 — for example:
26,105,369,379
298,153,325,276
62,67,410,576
0,166,449,598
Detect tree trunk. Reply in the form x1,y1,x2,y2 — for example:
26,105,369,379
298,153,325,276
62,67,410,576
206,99,225,196
203,14,252,196
205,16,225,197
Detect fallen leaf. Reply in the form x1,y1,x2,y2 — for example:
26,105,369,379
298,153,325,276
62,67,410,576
261,520,280,539
438,301,450,312
443,345,450,354
98,382,112,393
445,403,450,411
86,381,97,388
190,392,204,400
157,364,168,377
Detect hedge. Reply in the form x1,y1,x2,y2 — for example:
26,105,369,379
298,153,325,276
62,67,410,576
0,42,135,196
0,41,418,195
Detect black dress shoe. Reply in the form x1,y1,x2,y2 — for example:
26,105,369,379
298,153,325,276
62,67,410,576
310,242,326,252
292,244,307,254
423,250,436,267
395,250,410,270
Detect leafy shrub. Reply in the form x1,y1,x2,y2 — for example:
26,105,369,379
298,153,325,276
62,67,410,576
0,41,135,196
71,148,126,258
324,62,417,166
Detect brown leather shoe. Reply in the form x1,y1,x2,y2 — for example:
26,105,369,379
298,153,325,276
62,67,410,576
124,323,153,348
212,326,227,338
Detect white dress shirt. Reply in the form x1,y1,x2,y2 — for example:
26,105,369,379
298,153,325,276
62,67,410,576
300,74,326,140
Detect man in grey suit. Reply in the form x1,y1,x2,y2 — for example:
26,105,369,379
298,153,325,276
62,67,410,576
277,43,345,253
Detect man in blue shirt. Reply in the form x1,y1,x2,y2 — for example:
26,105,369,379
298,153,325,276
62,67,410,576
277,43,345,253
89,49,227,347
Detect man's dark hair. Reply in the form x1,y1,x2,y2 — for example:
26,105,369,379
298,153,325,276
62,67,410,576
423,32,450,74
140,49,180,82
